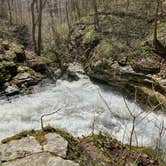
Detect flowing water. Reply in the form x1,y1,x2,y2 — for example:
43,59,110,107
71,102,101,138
0,70,166,152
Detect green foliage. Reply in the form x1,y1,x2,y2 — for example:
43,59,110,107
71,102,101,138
96,40,112,56
128,46,152,61
131,146,162,160
44,23,69,57
83,29,97,44
93,164,104,166
17,66,36,75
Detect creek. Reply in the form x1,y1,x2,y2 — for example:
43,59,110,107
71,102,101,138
0,70,165,152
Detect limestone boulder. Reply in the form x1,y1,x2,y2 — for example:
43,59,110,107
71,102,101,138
2,152,79,166
43,133,68,158
0,136,42,162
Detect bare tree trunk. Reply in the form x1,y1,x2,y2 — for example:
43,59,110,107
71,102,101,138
153,0,160,48
92,0,99,31
125,0,130,46
37,0,43,56
0,0,7,18
31,0,37,54
65,1,71,32
74,0,81,20
7,0,13,25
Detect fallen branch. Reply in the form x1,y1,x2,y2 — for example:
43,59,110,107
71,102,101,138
40,106,65,130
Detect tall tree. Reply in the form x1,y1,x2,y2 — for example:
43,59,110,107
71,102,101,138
37,0,43,56
153,0,160,48
31,0,37,53
7,0,13,25
0,0,7,18
92,0,99,31
31,0,47,56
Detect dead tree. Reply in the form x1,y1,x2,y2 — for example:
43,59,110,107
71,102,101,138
40,105,66,130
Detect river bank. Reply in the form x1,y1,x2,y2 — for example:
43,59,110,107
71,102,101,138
0,126,164,166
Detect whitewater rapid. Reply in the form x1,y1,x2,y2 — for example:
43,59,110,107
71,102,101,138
0,74,165,152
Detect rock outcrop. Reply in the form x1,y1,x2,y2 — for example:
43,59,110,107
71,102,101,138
68,15,166,113
86,57,166,112
3,153,79,166
0,40,51,96
0,128,160,166
43,133,68,158
0,129,79,166
0,136,42,162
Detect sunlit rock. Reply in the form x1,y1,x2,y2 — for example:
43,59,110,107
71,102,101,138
43,133,68,158
0,136,42,162
3,152,79,166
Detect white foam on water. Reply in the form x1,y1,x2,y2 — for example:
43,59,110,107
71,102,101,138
0,75,165,152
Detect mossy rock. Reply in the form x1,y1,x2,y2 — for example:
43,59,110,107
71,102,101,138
17,66,36,76
11,43,26,62
3,61,17,77
3,42,26,62
83,28,99,45
1,127,161,166
1,41,10,50
4,50,16,61
0,61,17,84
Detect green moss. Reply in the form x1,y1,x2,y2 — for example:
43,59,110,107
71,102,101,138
1,126,76,149
0,62,14,82
128,46,152,61
17,66,36,75
93,164,105,166
11,43,24,54
96,40,112,56
43,126,76,143
83,29,98,44
131,146,156,156
4,50,16,61
1,130,36,144
1,127,162,166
